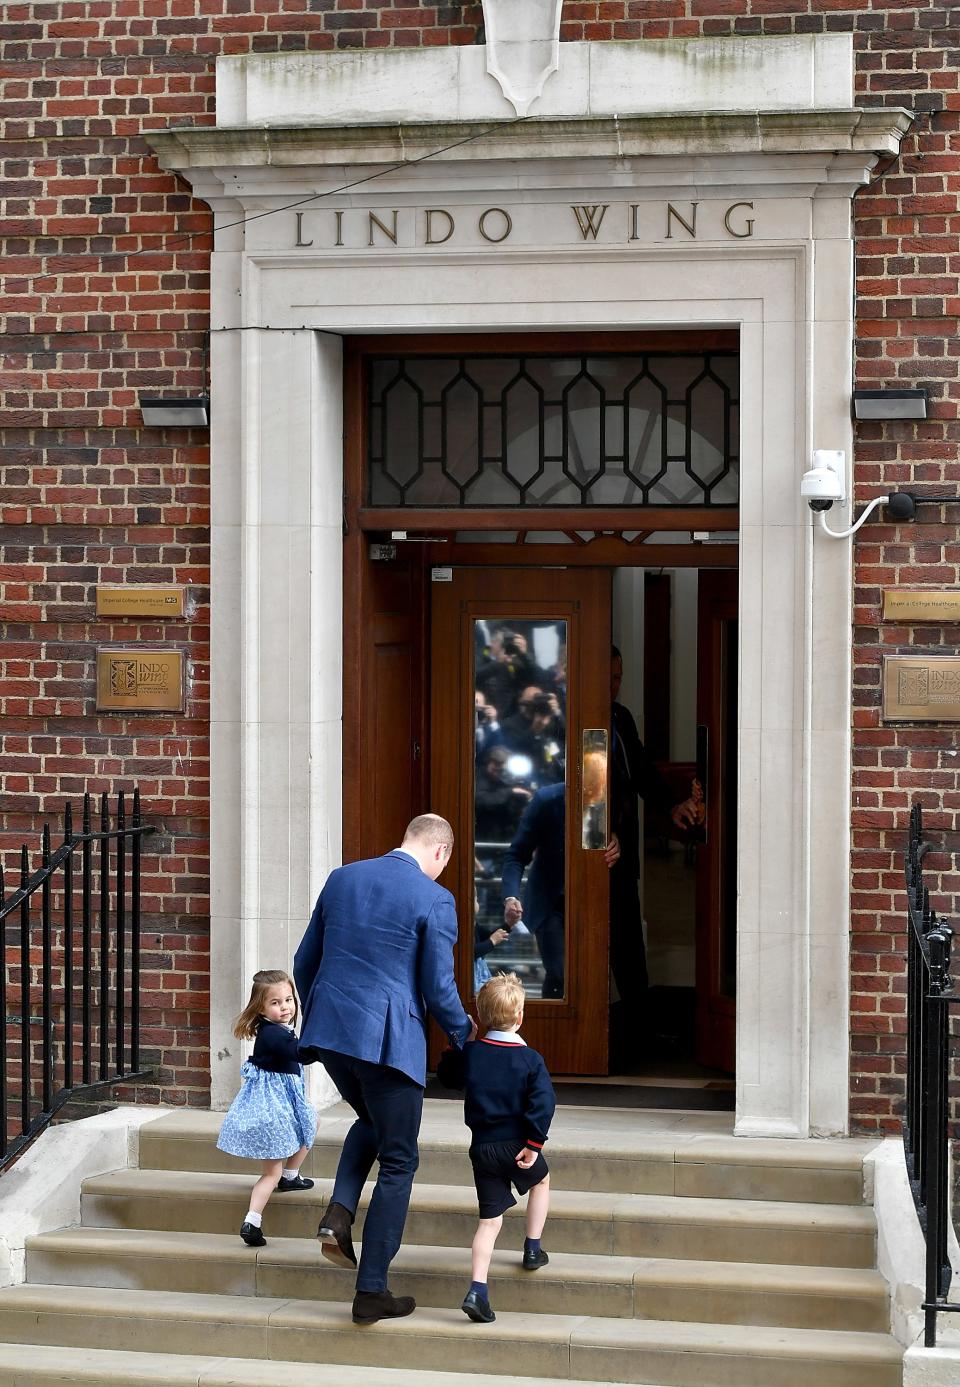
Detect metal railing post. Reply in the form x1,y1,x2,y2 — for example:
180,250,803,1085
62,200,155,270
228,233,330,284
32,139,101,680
115,792,126,1077
131,789,142,1074
40,824,53,1114
81,793,92,1085
902,806,958,1351
19,846,30,1137
63,802,74,1091
99,792,110,1081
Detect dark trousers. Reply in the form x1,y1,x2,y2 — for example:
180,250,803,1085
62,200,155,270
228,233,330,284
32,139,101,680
318,1049,423,1293
535,907,565,999
609,863,649,1005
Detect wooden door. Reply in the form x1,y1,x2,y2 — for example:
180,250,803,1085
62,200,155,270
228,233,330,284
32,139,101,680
694,570,738,1073
431,567,612,1074
344,550,429,862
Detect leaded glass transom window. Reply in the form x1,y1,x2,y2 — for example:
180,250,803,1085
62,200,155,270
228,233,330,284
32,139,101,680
367,352,739,509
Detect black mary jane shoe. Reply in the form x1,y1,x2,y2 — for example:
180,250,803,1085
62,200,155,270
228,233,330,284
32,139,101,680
276,1174,314,1192
239,1221,266,1247
521,1246,549,1271
461,1289,496,1323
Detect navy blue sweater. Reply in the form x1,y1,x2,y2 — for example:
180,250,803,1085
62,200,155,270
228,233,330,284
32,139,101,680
437,1037,556,1150
250,1019,301,1074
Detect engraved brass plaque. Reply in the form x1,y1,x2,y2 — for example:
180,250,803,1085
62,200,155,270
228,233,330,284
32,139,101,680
96,585,186,618
882,589,960,623
882,656,960,723
96,649,185,712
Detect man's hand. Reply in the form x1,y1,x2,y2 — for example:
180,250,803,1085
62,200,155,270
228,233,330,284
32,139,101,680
515,1146,539,1169
504,896,523,926
670,797,698,830
603,833,621,868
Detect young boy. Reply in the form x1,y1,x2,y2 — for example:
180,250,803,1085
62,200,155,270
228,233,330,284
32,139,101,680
438,972,556,1324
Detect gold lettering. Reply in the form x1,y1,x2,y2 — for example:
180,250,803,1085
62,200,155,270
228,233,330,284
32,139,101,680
665,203,698,239
334,210,344,247
628,204,641,241
478,207,513,243
571,204,609,240
368,210,399,246
425,208,455,245
294,211,313,248
723,201,755,239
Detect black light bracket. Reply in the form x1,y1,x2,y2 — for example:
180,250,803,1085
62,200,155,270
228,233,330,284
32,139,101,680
852,388,929,421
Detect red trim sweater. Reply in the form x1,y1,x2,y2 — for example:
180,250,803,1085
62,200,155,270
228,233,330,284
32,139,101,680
437,1033,556,1150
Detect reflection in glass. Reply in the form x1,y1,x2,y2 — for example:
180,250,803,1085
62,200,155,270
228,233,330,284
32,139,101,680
473,618,567,1001
581,729,608,850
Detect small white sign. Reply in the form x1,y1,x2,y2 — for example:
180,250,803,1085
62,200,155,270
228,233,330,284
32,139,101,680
431,567,453,583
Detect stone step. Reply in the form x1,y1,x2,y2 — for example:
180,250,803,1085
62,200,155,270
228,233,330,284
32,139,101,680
81,1168,878,1268
0,1344,626,1387
25,1226,889,1331
138,1107,871,1205
0,1284,902,1387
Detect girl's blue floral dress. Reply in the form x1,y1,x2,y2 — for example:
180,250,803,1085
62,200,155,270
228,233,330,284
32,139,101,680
217,1018,317,1160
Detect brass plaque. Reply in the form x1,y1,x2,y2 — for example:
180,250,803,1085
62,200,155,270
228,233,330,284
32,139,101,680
882,656,960,722
96,649,185,712
96,585,186,618
883,589,960,623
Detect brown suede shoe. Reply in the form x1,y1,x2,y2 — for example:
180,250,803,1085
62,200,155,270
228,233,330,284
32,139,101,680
352,1289,416,1324
316,1201,357,1269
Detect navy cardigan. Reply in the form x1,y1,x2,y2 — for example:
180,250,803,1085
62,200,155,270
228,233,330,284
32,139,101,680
250,1019,301,1074
438,1037,556,1150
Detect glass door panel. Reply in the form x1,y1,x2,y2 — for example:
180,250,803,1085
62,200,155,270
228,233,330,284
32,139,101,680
473,618,568,1001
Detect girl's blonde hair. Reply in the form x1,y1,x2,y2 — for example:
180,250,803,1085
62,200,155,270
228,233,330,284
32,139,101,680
233,969,298,1040
477,972,525,1032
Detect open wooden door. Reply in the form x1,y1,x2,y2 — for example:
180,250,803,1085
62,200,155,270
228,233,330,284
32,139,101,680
430,567,611,1074
695,570,738,1073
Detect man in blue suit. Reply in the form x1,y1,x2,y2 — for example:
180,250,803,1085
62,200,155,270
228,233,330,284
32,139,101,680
502,785,620,1000
295,814,474,1324
501,784,566,999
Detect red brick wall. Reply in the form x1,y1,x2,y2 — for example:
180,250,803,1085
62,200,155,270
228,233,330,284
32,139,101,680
2,2,957,1128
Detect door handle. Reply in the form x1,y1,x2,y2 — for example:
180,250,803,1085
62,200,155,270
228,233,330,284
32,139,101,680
695,723,708,844
581,729,609,850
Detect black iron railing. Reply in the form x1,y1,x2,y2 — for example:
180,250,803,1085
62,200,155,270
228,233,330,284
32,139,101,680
1,791,154,1171
903,801,960,1347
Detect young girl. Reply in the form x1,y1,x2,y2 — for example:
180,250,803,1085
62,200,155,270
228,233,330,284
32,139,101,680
217,969,318,1247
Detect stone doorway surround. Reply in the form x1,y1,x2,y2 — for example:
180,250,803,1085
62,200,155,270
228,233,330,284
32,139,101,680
146,35,909,1135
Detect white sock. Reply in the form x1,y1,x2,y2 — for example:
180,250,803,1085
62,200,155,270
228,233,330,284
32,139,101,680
282,1167,300,1180
244,1209,262,1227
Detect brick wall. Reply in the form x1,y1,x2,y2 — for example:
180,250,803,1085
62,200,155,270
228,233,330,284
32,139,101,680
2,1,957,1128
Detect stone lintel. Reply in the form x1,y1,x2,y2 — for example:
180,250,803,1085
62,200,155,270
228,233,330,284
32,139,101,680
147,108,912,188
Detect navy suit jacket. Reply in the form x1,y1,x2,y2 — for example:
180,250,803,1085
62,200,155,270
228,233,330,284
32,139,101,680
501,784,565,936
294,850,471,1088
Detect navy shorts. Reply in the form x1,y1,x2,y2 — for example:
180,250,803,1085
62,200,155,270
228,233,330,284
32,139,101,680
469,1140,549,1220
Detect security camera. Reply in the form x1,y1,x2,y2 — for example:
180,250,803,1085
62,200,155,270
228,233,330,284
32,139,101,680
800,450,846,511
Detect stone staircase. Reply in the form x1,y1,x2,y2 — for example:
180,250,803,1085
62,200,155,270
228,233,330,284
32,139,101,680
0,1101,902,1386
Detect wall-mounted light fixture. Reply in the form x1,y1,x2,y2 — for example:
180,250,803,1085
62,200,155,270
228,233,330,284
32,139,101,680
852,389,928,421
138,395,210,427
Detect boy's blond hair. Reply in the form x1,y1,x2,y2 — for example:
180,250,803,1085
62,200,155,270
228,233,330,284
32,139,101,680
477,972,524,1032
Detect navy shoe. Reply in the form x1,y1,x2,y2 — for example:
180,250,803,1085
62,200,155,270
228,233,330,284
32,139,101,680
276,1174,314,1192
461,1289,496,1323
239,1221,266,1247
522,1247,549,1271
